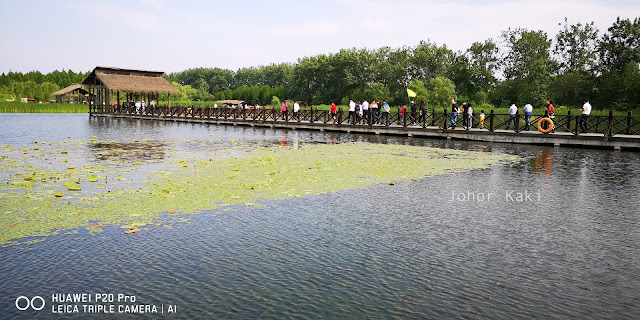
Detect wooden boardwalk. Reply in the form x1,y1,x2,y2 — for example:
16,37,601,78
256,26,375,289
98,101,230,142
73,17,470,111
90,106,640,151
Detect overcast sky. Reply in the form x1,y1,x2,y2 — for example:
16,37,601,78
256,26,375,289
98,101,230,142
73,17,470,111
0,0,638,74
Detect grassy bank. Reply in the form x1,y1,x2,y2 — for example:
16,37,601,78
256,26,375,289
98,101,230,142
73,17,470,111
0,102,88,113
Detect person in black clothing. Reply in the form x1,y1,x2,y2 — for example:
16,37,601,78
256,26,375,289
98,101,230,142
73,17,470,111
419,100,427,123
462,102,470,130
449,99,458,129
410,101,417,124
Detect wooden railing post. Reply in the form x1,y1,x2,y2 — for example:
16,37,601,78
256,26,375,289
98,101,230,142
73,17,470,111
338,108,343,125
574,111,580,135
489,110,495,132
605,110,614,138
311,107,315,123
431,109,436,126
626,111,633,135
515,111,520,133
441,108,447,129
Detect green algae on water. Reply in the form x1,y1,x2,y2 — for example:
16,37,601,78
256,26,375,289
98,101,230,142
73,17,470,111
0,140,519,246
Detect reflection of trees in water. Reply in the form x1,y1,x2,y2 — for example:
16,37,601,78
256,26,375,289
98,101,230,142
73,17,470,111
91,141,168,161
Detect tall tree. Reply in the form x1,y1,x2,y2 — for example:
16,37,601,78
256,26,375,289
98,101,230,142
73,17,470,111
554,18,599,73
500,28,555,104
427,76,456,108
598,17,640,72
409,41,454,81
466,39,499,93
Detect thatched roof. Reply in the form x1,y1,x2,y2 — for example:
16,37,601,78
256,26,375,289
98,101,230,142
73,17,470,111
216,100,245,105
285,100,307,107
81,67,179,94
50,84,90,96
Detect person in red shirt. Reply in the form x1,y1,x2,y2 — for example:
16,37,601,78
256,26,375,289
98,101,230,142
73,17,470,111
330,101,337,124
545,99,556,132
399,104,407,124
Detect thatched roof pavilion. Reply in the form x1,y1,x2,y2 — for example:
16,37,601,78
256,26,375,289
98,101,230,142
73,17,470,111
81,66,179,107
285,100,307,108
216,100,245,106
50,84,92,104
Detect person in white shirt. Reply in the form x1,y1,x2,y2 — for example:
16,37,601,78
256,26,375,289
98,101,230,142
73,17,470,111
362,99,369,124
467,103,474,129
293,102,300,120
580,99,592,133
348,99,356,123
506,102,518,131
523,102,533,131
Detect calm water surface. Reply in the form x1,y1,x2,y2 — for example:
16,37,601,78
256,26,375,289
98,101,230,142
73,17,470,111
1,114,639,319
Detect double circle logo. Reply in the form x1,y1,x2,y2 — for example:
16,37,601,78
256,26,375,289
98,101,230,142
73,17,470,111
15,296,45,311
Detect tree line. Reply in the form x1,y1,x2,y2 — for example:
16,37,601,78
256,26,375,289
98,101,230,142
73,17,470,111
0,70,88,102
1,17,638,110
166,17,639,110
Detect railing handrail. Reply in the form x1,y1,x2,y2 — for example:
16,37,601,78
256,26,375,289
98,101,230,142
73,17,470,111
91,105,639,138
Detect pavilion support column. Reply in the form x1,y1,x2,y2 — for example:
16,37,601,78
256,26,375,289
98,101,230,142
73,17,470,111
168,93,171,108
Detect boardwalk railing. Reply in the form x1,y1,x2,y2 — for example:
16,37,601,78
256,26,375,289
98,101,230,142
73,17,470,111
90,105,640,138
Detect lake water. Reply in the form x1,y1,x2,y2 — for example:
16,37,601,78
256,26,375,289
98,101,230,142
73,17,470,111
1,114,639,319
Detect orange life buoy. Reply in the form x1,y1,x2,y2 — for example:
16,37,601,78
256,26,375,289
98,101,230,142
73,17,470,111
538,118,554,133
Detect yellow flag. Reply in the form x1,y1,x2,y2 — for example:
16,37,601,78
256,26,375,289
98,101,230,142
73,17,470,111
407,89,417,98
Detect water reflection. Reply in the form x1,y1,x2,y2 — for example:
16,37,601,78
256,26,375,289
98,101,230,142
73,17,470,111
534,149,552,175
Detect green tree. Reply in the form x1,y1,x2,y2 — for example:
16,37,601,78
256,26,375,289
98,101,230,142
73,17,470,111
290,54,329,103
196,78,210,101
501,28,555,79
427,76,456,108
37,82,59,101
409,41,454,81
448,54,473,96
597,62,640,110
500,28,555,105
551,71,595,106
519,58,552,105
466,39,499,93
598,17,640,72
363,83,390,102
554,18,599,73
408,79,428,103
168,81,197,101
270,96,281,107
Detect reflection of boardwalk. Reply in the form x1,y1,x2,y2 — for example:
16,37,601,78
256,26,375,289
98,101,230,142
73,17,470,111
90,106,640,151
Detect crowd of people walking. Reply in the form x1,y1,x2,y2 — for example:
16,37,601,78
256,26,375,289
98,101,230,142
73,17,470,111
240,98,595,134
